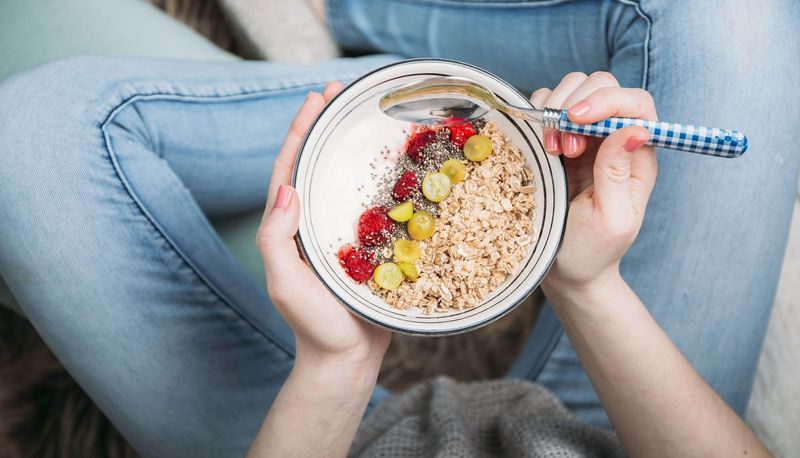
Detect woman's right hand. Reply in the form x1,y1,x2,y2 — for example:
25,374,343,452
532,72,658,295
255,83,390,374
531,74,769,458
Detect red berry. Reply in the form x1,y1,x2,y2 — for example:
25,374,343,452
357,207,393,246
405,129,437,164
392,171,419,201
337,244,375,283
446,119,475,149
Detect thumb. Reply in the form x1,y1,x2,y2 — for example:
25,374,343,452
592,126,650,216
256,184,304,279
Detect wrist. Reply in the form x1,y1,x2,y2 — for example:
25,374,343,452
542,266,633,317
543,264,623,300
252,345,381,458
294,349,382,393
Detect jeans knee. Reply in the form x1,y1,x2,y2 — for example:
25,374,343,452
0,55,115,114
0,57,134,175
0,57,158,216
642,0,796,74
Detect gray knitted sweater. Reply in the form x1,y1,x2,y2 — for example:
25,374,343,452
351,377,623,457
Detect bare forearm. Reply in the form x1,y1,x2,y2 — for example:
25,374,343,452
543,273,769,457
247,357,379,457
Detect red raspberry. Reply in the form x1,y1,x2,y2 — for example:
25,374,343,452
337,244,375,283
357,207,393,246
446,118,475,149
392,171,418,201
405,129,437,164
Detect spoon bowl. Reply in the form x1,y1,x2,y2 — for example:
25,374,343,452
379,77,499,124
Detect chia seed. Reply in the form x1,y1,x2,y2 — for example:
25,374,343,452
370,127,467,219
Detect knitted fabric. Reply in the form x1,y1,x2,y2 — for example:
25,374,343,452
352,377,623,457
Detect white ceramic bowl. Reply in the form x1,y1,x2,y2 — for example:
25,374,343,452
293,59,567,335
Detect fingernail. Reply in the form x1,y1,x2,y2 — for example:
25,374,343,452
563,134,579,155
544,130,560,152
568,101,591,117
624,136,648,152
274,185,291,209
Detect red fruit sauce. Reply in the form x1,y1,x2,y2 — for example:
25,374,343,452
357,206,393,247
392,171,419,201
337,244,375,283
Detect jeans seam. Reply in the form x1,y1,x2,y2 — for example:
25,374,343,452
98,82,338,359
529,0,653,382
507,302,565,381
327,0,365,50
530,0,650,391
613,0,652,89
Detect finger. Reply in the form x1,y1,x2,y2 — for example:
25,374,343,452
543,129,562,155
562,71,619,110
592,126,650,218
322,81,344,102
545,72,589,109
567,87,658,124
561,132,587,158
529,87,551,109
530,88,561,155
560,72,619,158
267,91,326,209
542,72,588,155
629,142,658,214
257,184,306,281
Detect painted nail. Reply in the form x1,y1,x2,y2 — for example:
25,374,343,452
274,184,291,209
563,134,579,155
624,136,648,152
568,101,591,117
544,130,560,152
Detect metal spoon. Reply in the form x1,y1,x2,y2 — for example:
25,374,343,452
379,76,747,158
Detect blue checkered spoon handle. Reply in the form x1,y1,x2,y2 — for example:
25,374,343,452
543,109,748,158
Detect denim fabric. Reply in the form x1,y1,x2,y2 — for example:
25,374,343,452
0,0,798,456
0,55,399,457
329,0,800,427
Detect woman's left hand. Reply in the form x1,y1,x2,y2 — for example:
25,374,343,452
249,83,390,458
256,82,390,373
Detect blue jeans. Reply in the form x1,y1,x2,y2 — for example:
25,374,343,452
0,0,797,456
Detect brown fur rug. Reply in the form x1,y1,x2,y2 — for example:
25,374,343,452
0,308,137,458
380,292,541,391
